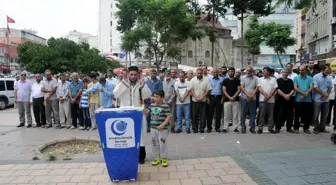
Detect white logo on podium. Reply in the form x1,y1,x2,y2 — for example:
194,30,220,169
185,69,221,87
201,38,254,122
105,118,135,148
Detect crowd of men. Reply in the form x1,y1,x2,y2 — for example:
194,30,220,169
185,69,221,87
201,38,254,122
14,59,335,136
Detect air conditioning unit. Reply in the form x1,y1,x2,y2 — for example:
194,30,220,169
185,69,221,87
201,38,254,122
306,16,310,20
313,13,318,16
198,61,204,66
332,18,336,24
333,43,336,49
333,35,336,42
310,32,317,38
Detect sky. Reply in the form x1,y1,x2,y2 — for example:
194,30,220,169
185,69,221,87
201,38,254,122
0,0,98,39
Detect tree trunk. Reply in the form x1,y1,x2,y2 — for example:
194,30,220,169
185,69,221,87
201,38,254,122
240,11,244,68
128,52,131,67
149,47,152,67
125,52,128,67
252,54,254,64
276,52,283,68
211,8,215,67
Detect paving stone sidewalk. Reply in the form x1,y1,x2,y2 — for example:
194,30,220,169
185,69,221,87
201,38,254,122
0,157,258,185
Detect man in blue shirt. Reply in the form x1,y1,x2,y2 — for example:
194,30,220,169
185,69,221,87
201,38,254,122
207,68,225,133
84,76,114,108
293,65,314,134
68,73,84,129
145,69,163,132
313,65,332,134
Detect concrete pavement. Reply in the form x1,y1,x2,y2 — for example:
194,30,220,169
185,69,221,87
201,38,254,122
2,107,336,185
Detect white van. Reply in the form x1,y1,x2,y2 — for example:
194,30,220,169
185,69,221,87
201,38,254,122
0,78,16,110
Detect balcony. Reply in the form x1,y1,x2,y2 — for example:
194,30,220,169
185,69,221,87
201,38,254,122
301,24,306,34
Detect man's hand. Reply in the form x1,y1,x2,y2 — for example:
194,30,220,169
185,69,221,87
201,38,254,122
46,95,50,101
179,97,185,103
323,93,329,99
221,98,224,104
157,124,165,131
14,99,17,104
99,88,104,92
284,94,290,101
229,97,235,101
71,98,76,104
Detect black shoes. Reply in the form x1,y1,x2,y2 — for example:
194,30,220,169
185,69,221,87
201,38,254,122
138,159,145,164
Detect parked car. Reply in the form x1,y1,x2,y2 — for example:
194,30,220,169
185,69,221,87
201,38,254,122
0,78,15,110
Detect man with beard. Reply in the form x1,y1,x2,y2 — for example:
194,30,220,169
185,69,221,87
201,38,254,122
257,67,277,134
276,68,295,133
113,66,152,164
307,60,319,77
162,69,176,133
30,73,46,127
313,65,332,134
190,68,211,133
222,67,241,133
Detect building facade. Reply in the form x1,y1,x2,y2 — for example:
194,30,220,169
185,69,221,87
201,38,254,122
0,28,46,74
220,6,297,68
98,0,121,53
180,14,233,68
305,0,336,65
294,10,308,64
63,30,98,49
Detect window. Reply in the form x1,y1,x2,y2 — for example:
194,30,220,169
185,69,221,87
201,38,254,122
111,12,113,17
110,21,113,27
205,51,210,58
111,3,113,8
110,39,113,46
0,81,5,91
188,51,193,58
5,81,14,90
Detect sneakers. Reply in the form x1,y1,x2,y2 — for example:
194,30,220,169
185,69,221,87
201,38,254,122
152,158,168,167
79,126,85,130
152,158,162,166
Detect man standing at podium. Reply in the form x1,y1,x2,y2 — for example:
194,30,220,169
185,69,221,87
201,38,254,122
113,66,152,164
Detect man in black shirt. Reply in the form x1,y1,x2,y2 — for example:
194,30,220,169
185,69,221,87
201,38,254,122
222,67,241,133
276,68,295,133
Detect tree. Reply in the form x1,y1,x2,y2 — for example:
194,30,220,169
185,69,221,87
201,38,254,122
120,0,197,71
225,0,272,67
204,0,227,67
273,0,318,13
260,22,296,67
17,38,120,74
245,15,262,64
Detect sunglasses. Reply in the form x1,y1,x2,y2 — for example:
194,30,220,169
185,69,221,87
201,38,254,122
21,74,26,76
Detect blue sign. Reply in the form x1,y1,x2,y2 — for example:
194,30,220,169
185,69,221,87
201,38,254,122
272,56,290,63
96,107,144,182
119,51,126,59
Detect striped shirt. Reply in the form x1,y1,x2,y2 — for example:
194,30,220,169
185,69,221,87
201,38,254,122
149,103,171,130
81,89,89,108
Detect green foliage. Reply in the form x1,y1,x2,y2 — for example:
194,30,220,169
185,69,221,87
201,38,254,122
272,0,316,13
246,18,295,67
120,0,199,70
204,0,227,18
17,38,120,74
225,0,272,17
245,15,262,56
115,0,143,33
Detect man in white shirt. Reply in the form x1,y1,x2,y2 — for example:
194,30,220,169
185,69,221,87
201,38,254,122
30,74,46,127
257,67,278,134
56,73,71,128
175,71,192,133
286,63,298,80
113,66,152,164
327,68,336,126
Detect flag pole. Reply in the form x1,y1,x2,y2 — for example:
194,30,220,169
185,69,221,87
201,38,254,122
6,22,10,69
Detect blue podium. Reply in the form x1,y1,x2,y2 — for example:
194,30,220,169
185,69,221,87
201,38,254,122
95,107,144,182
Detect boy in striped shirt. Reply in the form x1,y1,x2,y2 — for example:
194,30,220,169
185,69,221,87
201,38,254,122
144,90,171,167
80,78,91,130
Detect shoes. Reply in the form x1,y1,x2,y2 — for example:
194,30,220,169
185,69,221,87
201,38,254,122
186,130,191,134
304,129,311,134
250,128,256,134
287,129,295,133
26,124,32,128
234,129,239,133
147,128,151,133
175,129,182,133
161,158,168,167
139,158,145,164
241,128,246,134
151,158,161,166
79,126,85,130
268,128,275,134
70,126,77,129
222,129,227,133
17,124,24,127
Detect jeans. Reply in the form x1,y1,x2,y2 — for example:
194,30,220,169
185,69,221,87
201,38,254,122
82,107,91,128
240,99,256,129
176,103,191,130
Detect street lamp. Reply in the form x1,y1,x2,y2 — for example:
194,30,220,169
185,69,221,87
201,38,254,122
298,45,305,63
